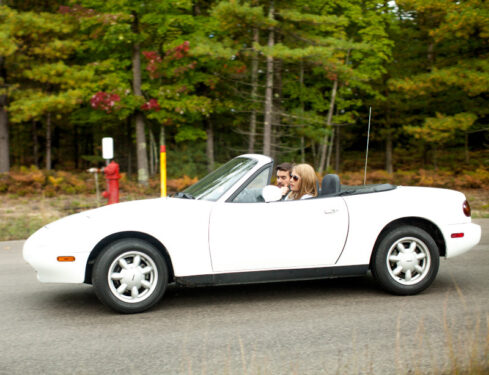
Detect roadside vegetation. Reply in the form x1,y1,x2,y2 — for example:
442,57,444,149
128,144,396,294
1,149,487,241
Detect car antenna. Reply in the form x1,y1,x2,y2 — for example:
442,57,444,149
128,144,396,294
363,107,372,186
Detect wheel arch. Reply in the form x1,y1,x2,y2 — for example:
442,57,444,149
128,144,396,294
369,217,446,268
84,231,175,284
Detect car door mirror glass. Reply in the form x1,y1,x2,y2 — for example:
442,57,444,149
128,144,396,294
262,185,282,202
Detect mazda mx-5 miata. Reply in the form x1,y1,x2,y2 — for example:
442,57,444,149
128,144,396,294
23,154,481,313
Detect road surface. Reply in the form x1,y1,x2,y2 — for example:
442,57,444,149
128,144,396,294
0,219,487,374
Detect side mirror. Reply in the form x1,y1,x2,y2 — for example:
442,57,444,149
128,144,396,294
262,185,282,202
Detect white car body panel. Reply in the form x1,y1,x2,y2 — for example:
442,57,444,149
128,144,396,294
440,222,481,258
209,197,348,272
23,154,481,290
337,186,479,266
24,198,216,282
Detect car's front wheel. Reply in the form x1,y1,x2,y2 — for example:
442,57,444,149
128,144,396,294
372,226,440,295
92,239,168,313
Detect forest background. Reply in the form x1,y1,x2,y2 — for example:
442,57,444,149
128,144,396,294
0,0,488,239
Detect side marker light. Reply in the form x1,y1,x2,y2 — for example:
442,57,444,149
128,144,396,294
451,233,464,238
57,256,76,262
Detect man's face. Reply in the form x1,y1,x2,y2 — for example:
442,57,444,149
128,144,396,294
276,169,291,188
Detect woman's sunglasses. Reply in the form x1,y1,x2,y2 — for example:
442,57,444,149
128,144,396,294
291,174,300,181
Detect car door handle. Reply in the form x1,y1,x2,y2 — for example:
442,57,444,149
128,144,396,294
323,208,339,214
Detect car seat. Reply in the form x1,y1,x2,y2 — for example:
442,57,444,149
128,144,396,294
320,174,341,196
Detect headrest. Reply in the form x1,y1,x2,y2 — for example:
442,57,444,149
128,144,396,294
321,174,341,196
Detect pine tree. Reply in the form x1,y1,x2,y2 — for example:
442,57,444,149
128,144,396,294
389,0,489,167
0,3,93,170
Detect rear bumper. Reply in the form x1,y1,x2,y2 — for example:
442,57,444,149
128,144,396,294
443,222,481,258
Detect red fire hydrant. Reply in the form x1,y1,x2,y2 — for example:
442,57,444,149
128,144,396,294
102,161,120,204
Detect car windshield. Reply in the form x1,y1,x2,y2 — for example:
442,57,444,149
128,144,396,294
180,157,258,201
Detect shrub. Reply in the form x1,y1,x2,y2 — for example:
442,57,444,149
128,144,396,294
1,165,488,197
167,175,198,192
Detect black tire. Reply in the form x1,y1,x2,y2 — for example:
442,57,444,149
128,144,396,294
372,225,440,295
92,239,168,314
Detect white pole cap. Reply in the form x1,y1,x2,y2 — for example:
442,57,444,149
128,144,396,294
102,137,114,160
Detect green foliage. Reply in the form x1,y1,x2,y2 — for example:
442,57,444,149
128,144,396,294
174,126,207,143
405,112,477,144
1,0,487,177
389,0,489,148
2,5,94,125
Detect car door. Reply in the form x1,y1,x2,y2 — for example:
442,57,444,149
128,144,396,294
208,195,349,273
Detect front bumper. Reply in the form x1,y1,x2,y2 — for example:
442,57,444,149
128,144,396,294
23,229,88,283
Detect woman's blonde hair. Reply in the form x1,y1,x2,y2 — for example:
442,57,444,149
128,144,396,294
289,163,318,200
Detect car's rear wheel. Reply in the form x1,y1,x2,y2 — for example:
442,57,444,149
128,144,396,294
92,239,168,314
372,226,440,295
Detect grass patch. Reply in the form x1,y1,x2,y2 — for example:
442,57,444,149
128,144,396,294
0,215,57,241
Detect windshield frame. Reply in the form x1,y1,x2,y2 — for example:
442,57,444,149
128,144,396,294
226,163,273,203
180,155,272,202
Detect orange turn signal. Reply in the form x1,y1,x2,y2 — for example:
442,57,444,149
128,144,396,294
57,256,76,262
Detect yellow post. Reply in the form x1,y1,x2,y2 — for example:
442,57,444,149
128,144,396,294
160,145,167,197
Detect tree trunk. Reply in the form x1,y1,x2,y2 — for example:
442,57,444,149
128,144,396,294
271,42,282,161
0,93,8,173
385,128,393,174
311,142,318,170
248,27,259,154
318,79,338,175
206,118,214,172
192,0,201,16
326,127,334,171
45,113,52,170
33,121,39,168
422,141,428,168
384,98,393,174
262,0,274,157
0,55,9,173
334,125,340,172
148,130,156,177
134,113,148,184
432,144,438,170
126,116,132,176
132,12,149,186
427,42,434,71
332,50,349,173
299,60,305,163
73,124,79,169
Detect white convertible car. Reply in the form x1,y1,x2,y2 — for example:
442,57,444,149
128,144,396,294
23,154,481,313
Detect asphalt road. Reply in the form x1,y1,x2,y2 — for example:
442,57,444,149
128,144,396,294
0,219,488,375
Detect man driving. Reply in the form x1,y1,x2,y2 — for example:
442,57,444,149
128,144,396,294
276,162,292,200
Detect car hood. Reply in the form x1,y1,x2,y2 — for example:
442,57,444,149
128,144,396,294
25,197,213,255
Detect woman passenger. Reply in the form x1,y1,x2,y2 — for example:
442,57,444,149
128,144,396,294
286,163,318,200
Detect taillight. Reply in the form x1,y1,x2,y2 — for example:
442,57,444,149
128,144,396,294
463,200,471,217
